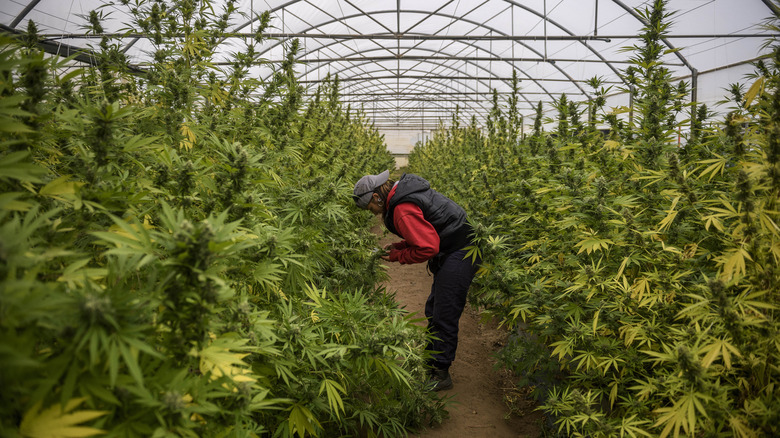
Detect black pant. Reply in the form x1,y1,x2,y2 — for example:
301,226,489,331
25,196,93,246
425,248,479,370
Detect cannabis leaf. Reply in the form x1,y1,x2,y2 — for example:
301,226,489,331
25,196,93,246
19,397,107,438
575,230,614,255
653,391,711,438
197,335,257,384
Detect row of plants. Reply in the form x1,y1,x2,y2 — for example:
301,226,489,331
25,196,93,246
408,1,780,436
1,1,447,437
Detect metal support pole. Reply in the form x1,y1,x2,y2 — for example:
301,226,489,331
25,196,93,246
544,0,548,61
691,68,699,133
422,101,425,137
521,114,524,140
588,98,593,125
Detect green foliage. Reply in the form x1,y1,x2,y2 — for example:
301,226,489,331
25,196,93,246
408,1,780,436
0,2,442,437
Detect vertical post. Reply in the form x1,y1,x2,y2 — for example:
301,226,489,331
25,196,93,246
544,0,548,61
691,68,699,135
629,85,635,127
397,0,400,130
594,0,599,36
521,114,524,140
588,98,593,125
422,100,425,138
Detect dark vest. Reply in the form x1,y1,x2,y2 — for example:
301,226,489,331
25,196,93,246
384,174,472,254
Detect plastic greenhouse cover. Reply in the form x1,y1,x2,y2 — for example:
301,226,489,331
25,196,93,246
0,0,777,142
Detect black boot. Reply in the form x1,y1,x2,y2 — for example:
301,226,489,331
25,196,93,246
427,368,453,391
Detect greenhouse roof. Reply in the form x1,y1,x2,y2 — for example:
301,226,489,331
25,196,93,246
1,0,778,138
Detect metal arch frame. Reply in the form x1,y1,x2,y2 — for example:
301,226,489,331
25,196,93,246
340,81,477,119
761,0,780,16
240,13,488,82
235,0,776,96
290,56,576,125
366,107,473,127
241,9,586,100
330,72,496,116
609,0,694,75
363,99,464,122
291,55,580,118
285,48,550,102
283,32,565,102
230,0,736,127
234,3,591,87
329,74,494,124
338,80,487,120
267,0,397,83
301,60,490,113
291,57,535,118
502,0,630,76
385,1,518,96
9,0,42,27
10,1,779,67
242,14,577,114
262,48,550,118
7,0,778,128
238,0,649,89
232,0,399,80
336,79,547,128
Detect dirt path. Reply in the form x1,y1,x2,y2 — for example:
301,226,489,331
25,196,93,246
375,228,543,438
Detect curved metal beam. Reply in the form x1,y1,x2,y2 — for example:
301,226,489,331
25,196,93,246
294,54,520,93
340,76,549,122
330,73,495,119
289,56,543,111
502,0,626,84
760,0,780,17
278,47,549,109
239,2,616,92
251,22,563,108
609,0,695,75
9,0,43,28
238,9,588,98
335,76,495,114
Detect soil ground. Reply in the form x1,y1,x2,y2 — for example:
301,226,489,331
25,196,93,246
374,226,544,438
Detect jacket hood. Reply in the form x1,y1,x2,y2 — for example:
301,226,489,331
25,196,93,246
390,173,429,202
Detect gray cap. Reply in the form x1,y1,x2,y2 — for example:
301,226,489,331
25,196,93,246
353,170,389,208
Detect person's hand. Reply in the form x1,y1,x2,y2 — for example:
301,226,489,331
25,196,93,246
370,246,390,261
379,244,394,261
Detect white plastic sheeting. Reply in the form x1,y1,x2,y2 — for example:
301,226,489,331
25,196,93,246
1,0,778,143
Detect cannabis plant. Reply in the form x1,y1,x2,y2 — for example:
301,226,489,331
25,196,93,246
408,1,780,436
0,3,444,437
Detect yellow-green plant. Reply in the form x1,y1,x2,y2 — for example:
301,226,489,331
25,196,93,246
408,1,780,436
0,2,443,436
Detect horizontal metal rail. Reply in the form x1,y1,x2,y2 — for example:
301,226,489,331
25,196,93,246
297,75,622,84
256,55,670,65
317,91,582,96
38,32,775,41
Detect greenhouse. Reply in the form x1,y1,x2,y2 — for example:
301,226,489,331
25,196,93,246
0,0,779,436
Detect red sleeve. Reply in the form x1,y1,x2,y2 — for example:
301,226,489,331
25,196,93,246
387,202,439,264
